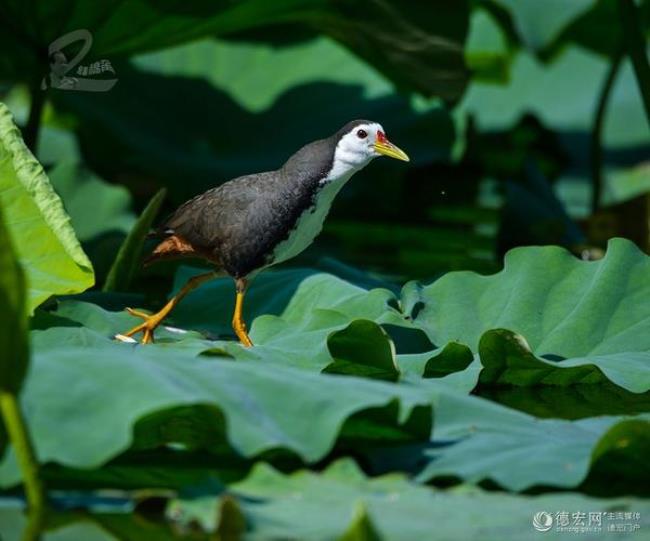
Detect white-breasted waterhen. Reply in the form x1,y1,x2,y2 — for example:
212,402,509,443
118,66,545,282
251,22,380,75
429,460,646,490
116,120,409,346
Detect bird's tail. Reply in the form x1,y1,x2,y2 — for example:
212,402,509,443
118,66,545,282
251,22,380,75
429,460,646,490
143,234,200,267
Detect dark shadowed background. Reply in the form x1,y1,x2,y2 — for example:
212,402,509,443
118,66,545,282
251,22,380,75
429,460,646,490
2,0,647,295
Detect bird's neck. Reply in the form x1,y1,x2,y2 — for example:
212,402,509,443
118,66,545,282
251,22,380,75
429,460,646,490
323,143,372,185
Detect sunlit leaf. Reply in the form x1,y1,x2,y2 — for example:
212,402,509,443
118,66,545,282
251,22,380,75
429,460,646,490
0,103,94,313
409,237,650,363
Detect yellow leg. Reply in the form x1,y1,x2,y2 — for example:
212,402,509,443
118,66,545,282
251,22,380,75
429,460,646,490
116,271,217,344
232,278,253,347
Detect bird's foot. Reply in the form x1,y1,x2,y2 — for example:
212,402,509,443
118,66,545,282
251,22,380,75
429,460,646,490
115,307,166,344
238,332,253,347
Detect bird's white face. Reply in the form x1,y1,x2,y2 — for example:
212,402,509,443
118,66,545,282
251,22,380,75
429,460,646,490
327,122,410,182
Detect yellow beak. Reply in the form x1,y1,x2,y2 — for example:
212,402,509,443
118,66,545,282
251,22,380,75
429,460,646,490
374,139,410,162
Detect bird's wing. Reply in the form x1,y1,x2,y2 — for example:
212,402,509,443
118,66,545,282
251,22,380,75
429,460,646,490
158,137,336,252
161,172,276,248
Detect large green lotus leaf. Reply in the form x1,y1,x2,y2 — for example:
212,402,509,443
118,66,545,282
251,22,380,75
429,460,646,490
42,297,459,389
277,273,400,324
247,314,469,381
406,336,650,415
48,238,650,396
87,267,402,364
408,238,650,357
416,380,650,491
128,269,472,379
169,458,650,540
43,293,469,390
0,335,432,486
0,204,28,394
0,0,469,99
479,329,650,393
53,36,456,204
230,312,397,372
325,320,400,382
0,103,94,313
492,0,596,51
172,263,397,326
5,305,648,493
30,301,213,358
170,268,401,339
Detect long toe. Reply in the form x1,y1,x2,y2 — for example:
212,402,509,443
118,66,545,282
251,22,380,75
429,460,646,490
115,323,157,344
116,308,161,344
126,307,151,319
142,328,155,344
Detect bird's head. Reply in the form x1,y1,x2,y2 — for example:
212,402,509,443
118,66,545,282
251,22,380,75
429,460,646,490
331,120,410,176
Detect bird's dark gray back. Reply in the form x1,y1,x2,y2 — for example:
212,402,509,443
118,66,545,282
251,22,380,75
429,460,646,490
164,133,342,278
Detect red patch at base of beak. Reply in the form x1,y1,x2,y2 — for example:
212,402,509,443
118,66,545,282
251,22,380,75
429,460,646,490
376,130,388,143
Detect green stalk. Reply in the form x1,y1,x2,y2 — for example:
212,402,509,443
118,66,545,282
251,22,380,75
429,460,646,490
21,509,45,541
0,391,45,514
617,0,650,125
590,49,623,213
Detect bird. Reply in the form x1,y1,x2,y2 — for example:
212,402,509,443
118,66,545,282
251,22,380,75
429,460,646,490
116,120,409,346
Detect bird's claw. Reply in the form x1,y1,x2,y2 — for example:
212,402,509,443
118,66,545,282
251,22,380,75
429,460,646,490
115,307,161,344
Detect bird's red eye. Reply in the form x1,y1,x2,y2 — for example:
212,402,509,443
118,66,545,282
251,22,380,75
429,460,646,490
356,129,368,139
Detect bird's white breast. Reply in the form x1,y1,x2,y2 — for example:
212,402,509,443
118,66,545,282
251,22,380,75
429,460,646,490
267,171,352,267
